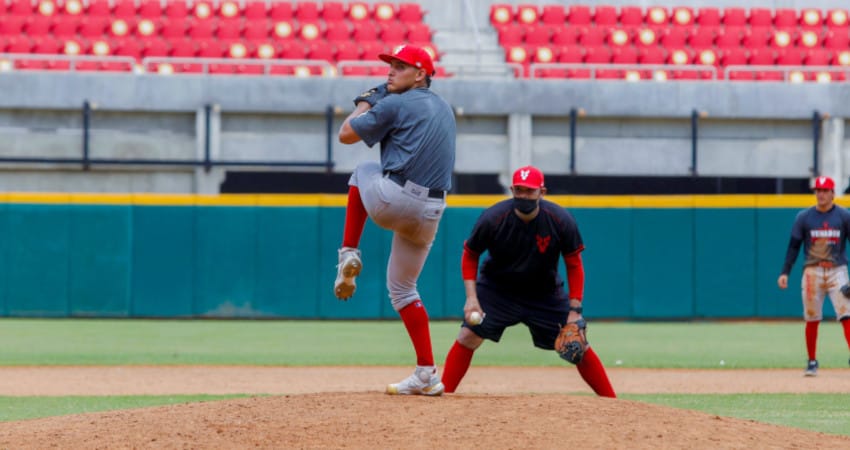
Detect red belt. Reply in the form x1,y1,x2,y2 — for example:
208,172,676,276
817,261,835,268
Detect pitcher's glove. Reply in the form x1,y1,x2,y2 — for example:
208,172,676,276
353,83,388,107
841,284,850,299
555,319,587,365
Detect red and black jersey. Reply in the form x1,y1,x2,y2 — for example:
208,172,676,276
465,198,584,298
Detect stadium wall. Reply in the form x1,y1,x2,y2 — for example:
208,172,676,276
0,73,846,193
0,194,827,320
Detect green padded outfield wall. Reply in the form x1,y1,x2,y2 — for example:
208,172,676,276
0,193,833,320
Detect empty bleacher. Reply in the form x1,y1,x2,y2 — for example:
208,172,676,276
0,0,442,76
490,3,850,82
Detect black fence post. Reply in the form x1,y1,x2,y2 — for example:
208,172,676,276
690,109,699,177
326,105,334,174
203,104,212,173
812,110,822,177
569,107,578,174
82,100,91,171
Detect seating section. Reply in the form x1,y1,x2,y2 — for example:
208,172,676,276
0,0,441,77
491,3,850,82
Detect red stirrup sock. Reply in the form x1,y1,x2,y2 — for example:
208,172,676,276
399,300,435,366
576,347,617,398
342,186,368,248
805,321,820,361
442,341,475,393
841,319,850,352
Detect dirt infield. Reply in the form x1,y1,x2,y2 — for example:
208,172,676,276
1,366,850,449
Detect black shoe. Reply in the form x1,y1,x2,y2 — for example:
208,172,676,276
805,359,819,377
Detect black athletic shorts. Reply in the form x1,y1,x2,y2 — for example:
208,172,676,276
463,281,570,351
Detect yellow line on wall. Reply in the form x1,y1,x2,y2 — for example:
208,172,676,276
0,192,825,208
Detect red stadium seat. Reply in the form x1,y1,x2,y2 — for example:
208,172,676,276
584,45,612,63
833,50,850,66
380,21,407,43
398,3,425,24
722,7,747,27
62,0,84,16
244,1,268,20
552,26,579,45
742,28,772,49
634,27,659,47
295,2,320,22
162,19,190,39
191,1,214,20
6,37,34,54
374,3,397,22
325,21,351,42
216,20,242,40
578,27,605,46
606,28,631,47
671,7,694,26
359,40,386,61
523,25,552,46
824,30,849,49
800,9,824,28
715,27,743,49
86,0,111,17
646,7,668,26
270,2,294,21
612,45,639,64
406,23,431,42
720,47,748,66
52,17,81,38
112,0,137,18
352,21,379,42
138,0,163,18
594,6,617,26
170,39,197,57
334,41,361,61
516,4,539,25
748,8,773,28
322,1,346,22
0,17,26,36
660,27,689,48
826,10,849,29
114,40,142,59
796,30,820,48
773,9,797,28
490,4,513,26
639,46,666,64
804,48,832,66
24,16,52,37
776,48,804,66
532,45,557,63
218,1,241,19
567,5,592,26
770,29,795,49
142,39,170,57
620,6,644,26
667,48,694,65
244,20,270,40
496,23,524,46
348,2,371,22
541,5,566,25
309,40,334,61
748,47,776,65
298,21,323,41
397,3,424,24
688,27,716,49
9,0,35,15
696,7,721,27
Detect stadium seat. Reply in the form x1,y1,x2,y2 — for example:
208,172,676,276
490,4,513,26
112,1,137,18
298,22,322,41
833,50,850,66
334,41,361,61
308,40,334,61
671,7,695,26
607,28,631,47
826,9,849,28
696,7,721,27
722,7,747,27
552,26,579,45
162,19,190,40
634,27,658,47
348,2,370,22
62,0,84,16
53,17,82,38
252,42,278,59
379,21,407,43
86,0,111,17
584,45,612,63
325,21,351,42
748,8,773,28
397,3,424,24
748,47,776,65
496,23,524,46
804,48,832,66
516,4,539,25
114,40,142,59
138,0,163,18
244,1,267,20
639,46,666,64
823,30,849,49
541,5,566,25
0,17,26,36
170,39,198,57
720,47,748,66
770,29,795,48
218,1,240,19
567,5,592,26
216,20,242,40
797,30,820,48
620,6,644,26
776,48,804,66
594,6,618,26
295,2,320,22
322,1,346,22
359,40,386,61
532,45,556,63
269,2,294,21
773,9,798,28
244,20,269,40
800,9,823,28
352,21,379,42
192,1,213,20
715,27,743,49
142,39,170,57
688,27,716,49
646,6,668,25
6,37,34,54
667,48,694,65
660,27,688,48
24,16,52,37
374,3,397,22
406,22,431,42
10,0,35,15
578,27,605,46
523,25,551,46
135,18,159,38
742,28,772,48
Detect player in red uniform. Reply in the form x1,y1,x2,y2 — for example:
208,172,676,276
778,175,850,376
440,166,616,397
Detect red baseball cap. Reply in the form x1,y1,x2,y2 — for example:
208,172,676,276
512,165,545,189
814,176,835,190
379,44,435,76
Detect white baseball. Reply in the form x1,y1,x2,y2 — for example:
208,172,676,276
468,311,483,325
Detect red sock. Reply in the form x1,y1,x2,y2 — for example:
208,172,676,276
841,319,850,352
576,347,616,398
398,300,434,366
442,341,475,393
342,186,368,248
805,321,819,360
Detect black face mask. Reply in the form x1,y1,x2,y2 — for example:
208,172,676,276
513,197,538,214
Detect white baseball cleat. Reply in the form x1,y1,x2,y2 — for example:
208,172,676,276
386,366,445,396
334,247,362,300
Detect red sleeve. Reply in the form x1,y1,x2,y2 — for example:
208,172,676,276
462,242,480,281
563,251,584,301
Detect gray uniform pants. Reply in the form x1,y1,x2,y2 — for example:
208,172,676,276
349,161,447,311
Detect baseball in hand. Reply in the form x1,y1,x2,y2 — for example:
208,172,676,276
468,311,483,326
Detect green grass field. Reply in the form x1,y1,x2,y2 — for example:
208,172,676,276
1,318,848,436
